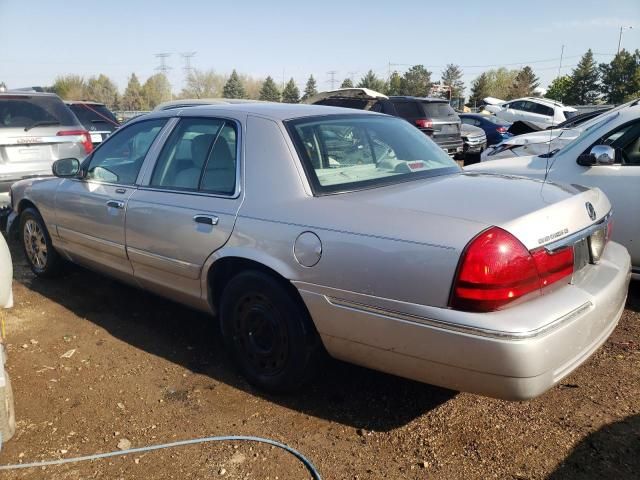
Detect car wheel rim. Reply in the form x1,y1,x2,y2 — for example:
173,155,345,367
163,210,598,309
232,293,289,376
23,219,48,269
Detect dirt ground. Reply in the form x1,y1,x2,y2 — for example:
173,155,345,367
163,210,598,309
0,239,638,480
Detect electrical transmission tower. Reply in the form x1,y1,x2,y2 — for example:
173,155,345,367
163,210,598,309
180,52,197,77
154,53,172,75
327,70,338,90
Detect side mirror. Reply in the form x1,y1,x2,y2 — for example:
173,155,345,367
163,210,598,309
577,145,616,167
52,158,80,177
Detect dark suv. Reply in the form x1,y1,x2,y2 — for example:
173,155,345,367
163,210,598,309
308,89,464,156
65,101,119,146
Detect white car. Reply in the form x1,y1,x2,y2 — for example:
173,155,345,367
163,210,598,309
0,233,15,447
467,98,640,277
484,97,577,129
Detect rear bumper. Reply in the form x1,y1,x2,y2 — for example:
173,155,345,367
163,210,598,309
297,241,631,400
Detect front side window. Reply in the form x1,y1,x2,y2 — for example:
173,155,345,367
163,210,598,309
86,118,167,185
286,115,459,194
592,120,640,165
150,117,237,194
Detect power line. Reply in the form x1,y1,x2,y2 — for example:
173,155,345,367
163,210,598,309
154,53,172,75
326,70,337,89
180,52,196,77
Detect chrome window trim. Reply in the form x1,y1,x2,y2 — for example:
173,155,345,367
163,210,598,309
326,296,593,340
544,211,613,252
137,115,242,199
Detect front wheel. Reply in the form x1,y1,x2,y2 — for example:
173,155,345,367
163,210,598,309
220,270,322,393
20,208,64,277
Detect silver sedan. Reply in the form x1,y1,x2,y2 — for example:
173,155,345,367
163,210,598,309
6,104,631,400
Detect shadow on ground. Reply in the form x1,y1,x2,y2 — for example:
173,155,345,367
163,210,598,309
10,241,454,432
548,414,640,479
626,279,640,313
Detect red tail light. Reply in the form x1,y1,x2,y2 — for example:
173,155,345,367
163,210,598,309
496,126,508,133
57,130,93,154
451,227,574,312
415,119,433,129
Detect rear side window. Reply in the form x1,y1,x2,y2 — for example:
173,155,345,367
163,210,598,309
393,101,423,118
68,104,119,129
531,102,553,117
0,95,79,128
151,117,237,195
421,102,456,118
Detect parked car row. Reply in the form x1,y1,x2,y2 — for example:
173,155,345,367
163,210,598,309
4,102,631,402
0,91,118,208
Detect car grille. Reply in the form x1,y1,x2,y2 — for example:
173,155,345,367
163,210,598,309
464,134,487,146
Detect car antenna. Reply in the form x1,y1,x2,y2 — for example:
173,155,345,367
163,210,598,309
543,66,564,184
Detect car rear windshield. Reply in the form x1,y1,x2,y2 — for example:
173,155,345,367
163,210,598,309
421,102,457,118
563,110,578,120
68,103,119,129
0,95,79,128
286,114,460,194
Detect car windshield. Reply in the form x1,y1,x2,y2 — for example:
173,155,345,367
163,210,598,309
68,103,119,129
286,114,460,193
543,111,620,157
0,95,78,128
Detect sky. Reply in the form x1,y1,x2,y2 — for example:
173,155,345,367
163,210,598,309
1,0,639,96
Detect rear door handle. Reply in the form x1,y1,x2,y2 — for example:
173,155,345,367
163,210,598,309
106,200,125,209
193,215,219,226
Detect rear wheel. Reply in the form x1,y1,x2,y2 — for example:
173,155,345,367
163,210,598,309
20,208,64,277
220,270,322,392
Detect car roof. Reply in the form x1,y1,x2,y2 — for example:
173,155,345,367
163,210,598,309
140,102,382,122
65,100,106,106
388,96,449,102
0,91,61,98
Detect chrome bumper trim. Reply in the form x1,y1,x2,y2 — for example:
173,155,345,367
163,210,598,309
325,296,593,340
544,211,613,252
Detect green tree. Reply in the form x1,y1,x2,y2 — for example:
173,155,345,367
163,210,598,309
181,69,226,99
340,78,354,88
51,75,86,100
440,64,464,98
401,65,431,97
478,68,519,100
281,78,300,103
85,74,119,109
468,73,490,107
599,49,640,104
302,75,318,101
142,73,171,108
567,49,600,105
259,76,281,102
222,69,246,99
508,66,539,98
357,70,387,93
121,73,148,111
386,71,404,95
545,75,573,103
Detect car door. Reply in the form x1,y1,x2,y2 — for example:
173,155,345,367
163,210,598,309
561,119,640,268
498,102,518,122
54,118,169,281
125,116,242,307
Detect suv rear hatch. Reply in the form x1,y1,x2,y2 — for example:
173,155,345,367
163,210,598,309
0,94,90,189
66,102,119,144
418,101,461,145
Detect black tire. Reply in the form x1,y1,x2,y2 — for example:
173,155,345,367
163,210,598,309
20,208,64,277
220,270,322,393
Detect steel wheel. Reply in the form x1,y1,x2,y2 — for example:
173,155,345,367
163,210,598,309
232,293,289,376
23,219,48,269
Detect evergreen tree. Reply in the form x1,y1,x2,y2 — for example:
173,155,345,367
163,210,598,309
567,49,600,105
222,70,246,99
401,65,431,97
357,70,386,93
386,71,404,95
0,81,7,91
121,73,148,110
142,73,172,108
545,75,573,103
508,66,539,98
281,78,300,103
259,76,281,102
302,75,318,100
340,78,354,88
440,64,464,98
599,49,640,104
468,73,490,107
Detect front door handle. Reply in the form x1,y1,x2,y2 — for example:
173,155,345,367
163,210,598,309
106,200,125,209
193,215,219,226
